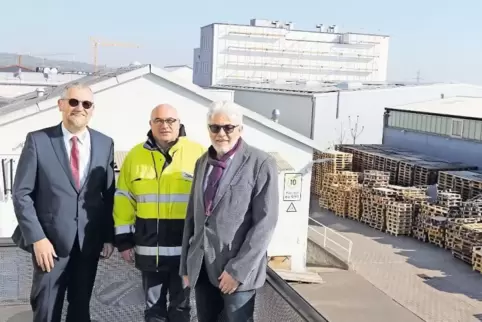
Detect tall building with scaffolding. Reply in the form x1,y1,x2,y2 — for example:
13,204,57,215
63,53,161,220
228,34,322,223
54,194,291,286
192,19,390,87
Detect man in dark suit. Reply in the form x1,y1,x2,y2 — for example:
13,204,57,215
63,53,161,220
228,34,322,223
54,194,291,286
180,101,279,322
12,82,116,322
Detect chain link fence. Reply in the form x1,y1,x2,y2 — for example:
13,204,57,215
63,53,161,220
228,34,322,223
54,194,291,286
0,246,328,322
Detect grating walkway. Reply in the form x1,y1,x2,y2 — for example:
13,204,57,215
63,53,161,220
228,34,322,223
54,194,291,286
0,247,311,322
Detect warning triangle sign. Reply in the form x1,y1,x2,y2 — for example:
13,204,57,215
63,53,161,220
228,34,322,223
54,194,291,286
286,202,297,212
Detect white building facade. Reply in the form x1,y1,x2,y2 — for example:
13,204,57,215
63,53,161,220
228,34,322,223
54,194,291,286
222,82,482,151
192,19,390,87
0,64,320,272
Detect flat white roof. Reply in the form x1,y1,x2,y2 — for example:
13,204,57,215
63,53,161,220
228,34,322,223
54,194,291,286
212,81,438,95
387,96,482,119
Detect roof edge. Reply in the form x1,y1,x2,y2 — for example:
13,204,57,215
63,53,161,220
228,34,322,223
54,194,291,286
149,65,321,151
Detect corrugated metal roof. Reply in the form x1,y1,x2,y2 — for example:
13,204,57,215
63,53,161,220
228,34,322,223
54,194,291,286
387,96,482,119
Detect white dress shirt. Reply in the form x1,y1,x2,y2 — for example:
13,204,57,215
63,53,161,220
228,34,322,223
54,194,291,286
61,123,91,187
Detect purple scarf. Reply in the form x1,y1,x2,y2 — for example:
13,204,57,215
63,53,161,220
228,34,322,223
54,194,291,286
204,139,242,216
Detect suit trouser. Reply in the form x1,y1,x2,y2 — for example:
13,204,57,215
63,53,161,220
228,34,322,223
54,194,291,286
194,264,256,322
141,267,190,322
30,237,100,322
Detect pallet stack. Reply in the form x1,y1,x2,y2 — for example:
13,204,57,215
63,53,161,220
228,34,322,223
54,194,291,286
451,223,482,264
437,192,462,208
319,173,338,210
445,218,482,251
319,171,358,216
347,185,363,221
362,170,390,188
426,216,447,248
311,150,353,196
385,201,413,236
472,246,482,274
337,144,478,191
361,188,393,231
438,171,482,201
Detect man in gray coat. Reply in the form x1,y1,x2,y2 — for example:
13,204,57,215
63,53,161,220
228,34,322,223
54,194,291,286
179,101,279,322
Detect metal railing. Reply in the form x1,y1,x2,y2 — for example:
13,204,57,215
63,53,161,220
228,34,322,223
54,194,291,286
308,216,353,264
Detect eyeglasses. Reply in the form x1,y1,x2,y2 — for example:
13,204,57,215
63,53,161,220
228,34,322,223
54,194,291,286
152,118,178,125
66,98,94,109
208,124,238,134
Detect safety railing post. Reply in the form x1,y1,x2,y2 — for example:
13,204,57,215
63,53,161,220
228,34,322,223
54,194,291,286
323,226,327,248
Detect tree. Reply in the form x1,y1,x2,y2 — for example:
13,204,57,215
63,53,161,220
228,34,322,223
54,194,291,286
348,115,364,144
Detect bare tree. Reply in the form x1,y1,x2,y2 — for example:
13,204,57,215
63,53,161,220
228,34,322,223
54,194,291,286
348,115,364,144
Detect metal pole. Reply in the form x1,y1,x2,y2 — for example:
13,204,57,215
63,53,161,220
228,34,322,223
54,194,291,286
323,226,327,248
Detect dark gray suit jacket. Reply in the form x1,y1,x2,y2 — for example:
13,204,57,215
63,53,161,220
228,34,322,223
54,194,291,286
180,140,279,291
12,123,116,257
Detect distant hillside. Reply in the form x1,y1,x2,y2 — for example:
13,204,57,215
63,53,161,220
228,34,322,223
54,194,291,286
0,53,98,72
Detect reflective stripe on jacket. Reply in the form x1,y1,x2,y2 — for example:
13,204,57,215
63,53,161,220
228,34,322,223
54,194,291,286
114,135,205,271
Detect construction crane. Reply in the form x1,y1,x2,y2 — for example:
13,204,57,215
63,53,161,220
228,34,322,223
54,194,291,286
90,37,140,72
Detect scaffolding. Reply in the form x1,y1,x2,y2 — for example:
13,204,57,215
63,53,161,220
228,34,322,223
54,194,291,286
216,24,385,84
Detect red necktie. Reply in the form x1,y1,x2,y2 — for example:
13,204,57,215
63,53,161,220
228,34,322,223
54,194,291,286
70,137,80,189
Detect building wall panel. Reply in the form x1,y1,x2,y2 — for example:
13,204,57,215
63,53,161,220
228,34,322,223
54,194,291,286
233,90,313,137
383,127,482,168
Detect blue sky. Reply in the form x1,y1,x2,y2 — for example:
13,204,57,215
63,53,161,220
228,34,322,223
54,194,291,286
1,0,481,84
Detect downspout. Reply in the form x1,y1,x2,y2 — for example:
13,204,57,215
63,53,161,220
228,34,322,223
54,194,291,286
335,90,341,119
310,96,316,139
382,108,390,145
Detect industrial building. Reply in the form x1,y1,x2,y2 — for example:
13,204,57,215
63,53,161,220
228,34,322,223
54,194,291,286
383,96,482,168
192,18,390,87
214,81,482,151
0,63,320,272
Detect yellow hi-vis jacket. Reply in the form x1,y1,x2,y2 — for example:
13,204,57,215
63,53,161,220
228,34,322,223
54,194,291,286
113,135,205,271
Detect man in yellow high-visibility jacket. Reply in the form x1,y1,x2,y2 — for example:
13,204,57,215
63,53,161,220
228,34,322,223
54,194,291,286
113,104,205,322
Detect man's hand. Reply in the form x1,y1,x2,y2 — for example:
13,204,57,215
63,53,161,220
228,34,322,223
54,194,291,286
101,243,114,259
120,248,135,263
33,238,57,273
182,275,190,288
218,271,239,294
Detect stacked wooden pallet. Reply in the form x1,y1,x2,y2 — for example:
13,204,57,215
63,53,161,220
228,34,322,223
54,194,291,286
362,170,390,188
311,150,353,196
319,171,358,217
347,185,363,221
361,187,393,231
426,216,447,248
451,223,482,264
446,218,482,251
438,171,482,201
437,192,462,208
386,201,413,236
472,246,482,274
336,144,478,190
319,173,338,210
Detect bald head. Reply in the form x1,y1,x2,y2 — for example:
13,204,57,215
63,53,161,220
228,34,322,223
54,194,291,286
149,103,181,148
150,104,178,120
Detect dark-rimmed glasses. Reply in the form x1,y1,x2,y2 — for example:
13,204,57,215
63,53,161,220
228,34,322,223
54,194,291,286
65,98,94,109
152,118,178,126
208,124,238,134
